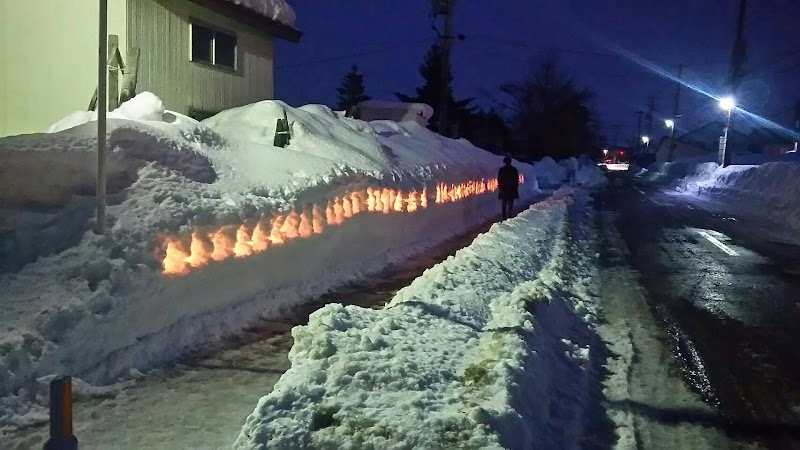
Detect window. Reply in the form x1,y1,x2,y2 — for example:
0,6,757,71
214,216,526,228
214,31,236,69
191,24,213,63
190,23,237,70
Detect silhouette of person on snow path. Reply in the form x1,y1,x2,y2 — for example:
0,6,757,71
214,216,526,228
498,156,519,220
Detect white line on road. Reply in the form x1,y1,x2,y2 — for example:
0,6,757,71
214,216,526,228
686,204,695,210
697,231,739,256
650,198,673,207
637,189,646,195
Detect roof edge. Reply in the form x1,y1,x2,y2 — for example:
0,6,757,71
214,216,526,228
187,0,302,43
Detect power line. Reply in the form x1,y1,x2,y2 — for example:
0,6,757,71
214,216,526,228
468,34,621,58
745,0,795,25
743,45,800,78
741,54,800,81
275,38,434,70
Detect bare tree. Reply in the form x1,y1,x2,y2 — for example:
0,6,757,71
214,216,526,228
500,56,598,160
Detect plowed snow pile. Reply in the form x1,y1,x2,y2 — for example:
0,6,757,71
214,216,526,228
236,191,605,449
0,93,547,427
669,161,800,235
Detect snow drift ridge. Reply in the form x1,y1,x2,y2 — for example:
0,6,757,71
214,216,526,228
236,190,604,449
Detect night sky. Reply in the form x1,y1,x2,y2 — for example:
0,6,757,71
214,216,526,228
274,1,800,145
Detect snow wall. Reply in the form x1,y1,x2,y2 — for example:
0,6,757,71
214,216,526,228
236,190,605,449
0,93,553,426
670,161,800,234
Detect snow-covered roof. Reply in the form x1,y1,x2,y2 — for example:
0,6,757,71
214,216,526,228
221,0,296,27
191,0,301,42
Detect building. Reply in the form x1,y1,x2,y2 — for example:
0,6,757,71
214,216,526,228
354,100,434,127
653,121,749,163
0,0,301,137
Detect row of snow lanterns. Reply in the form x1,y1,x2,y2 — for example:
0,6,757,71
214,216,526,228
162,176,521,276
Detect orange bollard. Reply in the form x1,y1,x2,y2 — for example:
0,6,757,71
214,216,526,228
43,376,78,450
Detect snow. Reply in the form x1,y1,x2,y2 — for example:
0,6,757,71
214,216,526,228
669,162,800,235
235,190,604,449
532,157,566,187
0,92,552,428
356,100,434,126
224,0,296,27
575,161,607,188
47,92,167,133
627,152,800,241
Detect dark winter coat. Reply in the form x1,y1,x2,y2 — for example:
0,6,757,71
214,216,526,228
497,165,519,200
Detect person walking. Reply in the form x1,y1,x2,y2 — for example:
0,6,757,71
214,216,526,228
498,156,519,220
567,157,578,187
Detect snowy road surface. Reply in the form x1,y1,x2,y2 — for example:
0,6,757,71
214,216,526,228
599,175,800,448
3,215,509,449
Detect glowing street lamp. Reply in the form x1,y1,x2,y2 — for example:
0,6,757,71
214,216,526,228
641,135,650,146
719,96,735,112
664,119,675,130
718,96,735,167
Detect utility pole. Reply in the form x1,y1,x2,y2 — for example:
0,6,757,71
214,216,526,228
96,0,108,235
635,111,644,154
794,100,800,152
667,64,684,162
720,0,747,167
431,0,455,137
646,96,655,145
727,0,748,93
610,124,620,147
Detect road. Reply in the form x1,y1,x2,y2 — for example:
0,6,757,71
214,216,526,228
597,174,800,448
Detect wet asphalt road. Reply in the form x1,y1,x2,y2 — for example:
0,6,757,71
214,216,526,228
597,175,800,447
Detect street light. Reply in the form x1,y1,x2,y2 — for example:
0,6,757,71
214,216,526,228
641,135,650,145
718,96,735,167
719,96,735,112
665,119,676,161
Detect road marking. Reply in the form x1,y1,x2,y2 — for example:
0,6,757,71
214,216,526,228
637,189,646,195
686,204,695,210
650,198,673,207
697,230,739,256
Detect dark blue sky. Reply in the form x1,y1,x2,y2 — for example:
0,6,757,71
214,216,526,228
275,1,800,145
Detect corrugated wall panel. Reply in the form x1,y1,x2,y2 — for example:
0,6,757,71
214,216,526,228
127,0,274,117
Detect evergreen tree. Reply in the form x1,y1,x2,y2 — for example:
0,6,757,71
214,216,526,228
336,65,371,112
395,43,476,136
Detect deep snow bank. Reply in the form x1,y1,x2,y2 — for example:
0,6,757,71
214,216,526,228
670,162,800,234
236,190,604,449
0,93,542,427
532,157,566,187
575,162,607,187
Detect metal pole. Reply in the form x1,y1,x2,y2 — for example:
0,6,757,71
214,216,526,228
437,1,454,136
96,0,108,235
635,111,643,154
646,96,655,142
794,100,799,152
667,64,684,162
721,108,732,167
